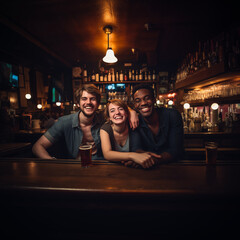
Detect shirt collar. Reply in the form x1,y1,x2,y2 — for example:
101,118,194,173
72,111,81,128
138,108,166,129
72,110,103,128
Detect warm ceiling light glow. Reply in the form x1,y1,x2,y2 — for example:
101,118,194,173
183,103,190,109
168,100,174,105
103,25,118,63
211,103,219,110
102,0,116,23
56,101,61,106
25,93,31,99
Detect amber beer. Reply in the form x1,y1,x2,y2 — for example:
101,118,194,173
205,142,217,165
79,144,92,167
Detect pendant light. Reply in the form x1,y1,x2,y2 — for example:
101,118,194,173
103,25,118,63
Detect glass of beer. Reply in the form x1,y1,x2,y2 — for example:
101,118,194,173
205,142,218,165
78,144,92,168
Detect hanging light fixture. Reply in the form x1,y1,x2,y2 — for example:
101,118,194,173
103,25,118,63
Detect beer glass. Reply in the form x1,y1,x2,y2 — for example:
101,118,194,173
205,142,218,165
78,144,92,167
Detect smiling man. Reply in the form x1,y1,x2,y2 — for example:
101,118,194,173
32,84,105,159
131,84,184,163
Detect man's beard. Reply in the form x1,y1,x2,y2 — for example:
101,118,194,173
80,105,95,118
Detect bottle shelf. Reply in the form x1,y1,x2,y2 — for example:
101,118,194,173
176,62,226,89
183,95,240,107
85,80,158,84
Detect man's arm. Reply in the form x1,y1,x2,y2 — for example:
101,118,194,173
128,107,139,130
32,135,54,159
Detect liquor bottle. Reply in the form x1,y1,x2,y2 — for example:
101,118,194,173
83,64,88,82
108,71,111,82
210,39,217,65
112,71,115,82
202,43,207,68
135,70,139,81
119,70,124,82
194,51,199,72
131,69,135,81
198,41,203,69
128,69,132,81
206,40,212,68
124,70,128,81
91,70,95,82
139,70,143,81
190,54,194,73
95,72,99,82
144,71,148,81
100,72,103,82
148,71,152,81
116,71,119,81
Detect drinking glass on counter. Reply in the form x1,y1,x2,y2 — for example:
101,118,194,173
77,144,92,168
205,142,218,165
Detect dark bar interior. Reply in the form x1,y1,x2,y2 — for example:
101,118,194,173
0,1,240,239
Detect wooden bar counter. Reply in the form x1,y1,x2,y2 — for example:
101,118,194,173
1,158,240,239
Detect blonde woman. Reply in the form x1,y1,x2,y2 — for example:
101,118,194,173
100,99,159,168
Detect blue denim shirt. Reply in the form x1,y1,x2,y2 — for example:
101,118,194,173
131,107,184,160
44,110,105,159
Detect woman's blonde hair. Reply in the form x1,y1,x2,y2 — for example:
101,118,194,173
105,99,129,122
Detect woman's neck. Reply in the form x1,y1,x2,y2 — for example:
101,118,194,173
112,122,128,135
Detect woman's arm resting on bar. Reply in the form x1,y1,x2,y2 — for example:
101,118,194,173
100,129,154,168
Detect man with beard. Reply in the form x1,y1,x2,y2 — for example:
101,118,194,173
128,84,184,166
32,84,138,159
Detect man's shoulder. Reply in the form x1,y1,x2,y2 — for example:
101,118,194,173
58,112,77,121
57,112,79,127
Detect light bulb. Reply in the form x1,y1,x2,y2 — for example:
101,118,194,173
37,104,42,109
183,103,190,109
25,93,31,99
211,103,219,110
103,48,118,63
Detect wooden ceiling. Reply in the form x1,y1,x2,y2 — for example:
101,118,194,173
0,0,239,71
